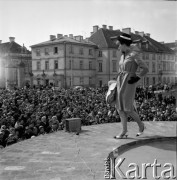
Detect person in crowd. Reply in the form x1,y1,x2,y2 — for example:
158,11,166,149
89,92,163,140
0,82,176,148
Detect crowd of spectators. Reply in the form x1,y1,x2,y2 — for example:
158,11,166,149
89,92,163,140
0,83,176,148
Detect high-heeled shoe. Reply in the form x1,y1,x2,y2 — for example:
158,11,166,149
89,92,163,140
114,131,128,139
136,123,146,137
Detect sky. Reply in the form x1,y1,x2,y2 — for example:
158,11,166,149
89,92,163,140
0,0,177,50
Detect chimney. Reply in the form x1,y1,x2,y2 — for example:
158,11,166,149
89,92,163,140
75,35,83,41
160,41,164,44
0,40,2,44
64,35,68,38
108,26,113,30
122,28,131,35
102,25,107,29
85,38,89,42
9,37,15,42
93,25,99,33
57,34,63,39
69,34,73,38
50,35,56,40
90,32,94,36
138,31,144,37
145,33,150,37
135,31,139,35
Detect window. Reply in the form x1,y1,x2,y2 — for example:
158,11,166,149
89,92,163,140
167,62,170,71
163,77,166,83
172,62,175,71
158,55,161,60
167,77,170,83
89,61,92,70
112,61,117,72
89,49,93,55
79,48,83,55
98,51,102,57
69,77,72,86
36,49,41,56
69,60,72,69
152,62,156,73
166,55,168,60
153,77,156,85
80,77,83,85
113,50,117,57
163,54,166,60
45,48,49,55
80,60,83,69
45,61,49,70
99,80,102,87
89,77,92,85
142,53,145,60
146,77,149,86
54,47,58,54
158,76,161,83
163,62,166,71
158,64,161,70
69,45,74,54
37,61,41,70
98,62,103,72
54,60,58,69
145,53,149,60
37,79,40,85
152,54,155,60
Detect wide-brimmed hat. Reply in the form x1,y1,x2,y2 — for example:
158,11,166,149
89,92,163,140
110,33,133,44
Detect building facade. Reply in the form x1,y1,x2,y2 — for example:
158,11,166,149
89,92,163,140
89,25,176,87
31,34,97,88
0,37,32,89
164,40,177,84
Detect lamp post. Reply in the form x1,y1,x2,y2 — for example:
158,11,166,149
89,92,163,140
53,69,57,90
42,70,46,86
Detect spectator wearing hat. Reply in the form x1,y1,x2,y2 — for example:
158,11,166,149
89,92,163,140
110,33,149,139
6,127,18,146
38,126,46,135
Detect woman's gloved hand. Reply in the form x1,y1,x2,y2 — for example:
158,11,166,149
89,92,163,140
128,76,140,84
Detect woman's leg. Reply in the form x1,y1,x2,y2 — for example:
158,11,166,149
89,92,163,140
118,110,128,133
127,111,144,132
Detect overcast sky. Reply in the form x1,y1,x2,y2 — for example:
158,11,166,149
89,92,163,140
0,0,177,49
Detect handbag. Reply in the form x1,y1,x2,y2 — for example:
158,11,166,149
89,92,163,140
106,81,117,105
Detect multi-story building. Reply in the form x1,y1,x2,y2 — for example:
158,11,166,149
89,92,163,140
0,37,32,89
30,34,97,88
164,40,177,84
89,25,176,87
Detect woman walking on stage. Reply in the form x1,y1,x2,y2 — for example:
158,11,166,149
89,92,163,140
110,33,149,139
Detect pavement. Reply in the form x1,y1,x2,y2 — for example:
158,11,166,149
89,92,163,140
0,121,176,180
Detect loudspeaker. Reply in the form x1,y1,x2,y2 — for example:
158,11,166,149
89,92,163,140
65,118,81,133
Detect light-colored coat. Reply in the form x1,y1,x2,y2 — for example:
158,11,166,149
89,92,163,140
116,46,148,112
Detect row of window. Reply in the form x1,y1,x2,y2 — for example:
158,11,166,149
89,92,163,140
162,62,176,71
36,60,177,73
145,76,177,86
37,60,58,70
142,53,175,61
36,60,94,70
35,46,94,56
36,47,175,61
